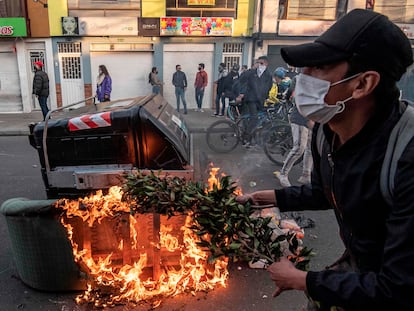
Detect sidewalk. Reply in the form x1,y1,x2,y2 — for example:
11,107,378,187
0,111,44,136
0,108,219,136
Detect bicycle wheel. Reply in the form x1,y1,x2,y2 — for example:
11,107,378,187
263,123,302,166
206,119,240,153
227,104,239,122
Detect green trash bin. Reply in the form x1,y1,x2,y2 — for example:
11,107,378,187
0,198,87,291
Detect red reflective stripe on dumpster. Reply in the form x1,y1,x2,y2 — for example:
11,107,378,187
68,112,112,131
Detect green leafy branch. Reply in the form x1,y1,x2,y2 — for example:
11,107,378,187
122,171,313,270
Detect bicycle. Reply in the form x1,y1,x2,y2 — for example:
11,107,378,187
262,100,304,166
226,99,242,122
206,105,290,154
262,122,301,166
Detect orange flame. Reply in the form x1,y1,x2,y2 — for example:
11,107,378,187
56,184,228,308
207,163,243,195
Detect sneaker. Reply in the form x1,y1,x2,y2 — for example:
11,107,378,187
199,109,204,112
194,108,200,112
219,113,224,116
273,171,291,187
242,141,251,148
212,113,219,117
298,175,311,184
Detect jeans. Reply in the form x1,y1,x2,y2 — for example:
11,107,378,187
281,123,313,176
195,87,204,109
175,87,187,113
38,96,49,120
215,93,225,115
152,85,161,94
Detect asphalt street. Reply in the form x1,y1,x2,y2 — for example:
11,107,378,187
0,108,343,311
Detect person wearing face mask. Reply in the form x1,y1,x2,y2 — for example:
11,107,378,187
238,55,273,147
236,9,414,310
194,63,208,112
212,63,228,116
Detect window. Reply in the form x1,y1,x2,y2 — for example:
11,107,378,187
30,51,45,72
58,42,82,54
286,0,338,20
58,42,82,80
373,0,414,23
223,43,243,69
166,0,237,18
0,0,23,17
67,0,140,12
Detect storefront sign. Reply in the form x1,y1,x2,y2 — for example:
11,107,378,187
160,17,232,36
78,17,138,36
0,18,27,37
397,23,414,39
139,18,160,37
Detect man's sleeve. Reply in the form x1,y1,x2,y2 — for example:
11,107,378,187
32,75,42,95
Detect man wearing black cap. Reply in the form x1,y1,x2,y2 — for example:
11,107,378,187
237,9,414,310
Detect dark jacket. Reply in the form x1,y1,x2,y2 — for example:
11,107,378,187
172,70,187,88
239,68,272,104
275,100,414,310
32,70,49,97
216,69,228,95
289,103,308,127
222,70,239,100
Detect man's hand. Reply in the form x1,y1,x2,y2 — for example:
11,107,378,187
236,190,276,206
267,257,307,297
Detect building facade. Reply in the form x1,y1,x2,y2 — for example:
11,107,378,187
0,0,413,113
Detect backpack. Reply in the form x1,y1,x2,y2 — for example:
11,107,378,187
316,101,414,205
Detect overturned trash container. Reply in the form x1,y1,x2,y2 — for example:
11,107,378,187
29,94,194,199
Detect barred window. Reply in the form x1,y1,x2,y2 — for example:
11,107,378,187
61,56,82,80
58,42,82,80
30,51,45,72
223,43,243,69
58,42,82,54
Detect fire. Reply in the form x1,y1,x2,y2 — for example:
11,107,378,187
207,163,243,195
56,177,230,307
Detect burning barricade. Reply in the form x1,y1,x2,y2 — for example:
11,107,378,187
1,169,312,308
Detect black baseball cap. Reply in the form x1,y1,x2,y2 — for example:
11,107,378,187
281,9,413,80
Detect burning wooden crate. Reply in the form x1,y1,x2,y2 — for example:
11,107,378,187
65,212,188,281
52,186,228,307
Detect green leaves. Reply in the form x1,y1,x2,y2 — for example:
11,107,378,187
122,171,312,270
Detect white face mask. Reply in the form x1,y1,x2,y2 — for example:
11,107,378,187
257,65,266,76
294,73,361,124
